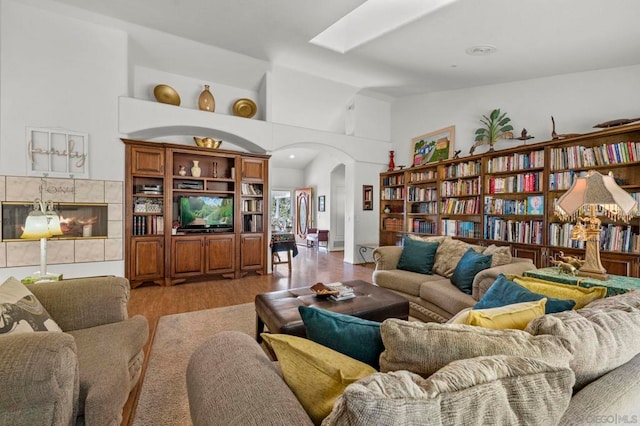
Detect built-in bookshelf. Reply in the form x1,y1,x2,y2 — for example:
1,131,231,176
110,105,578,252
378,123,640,277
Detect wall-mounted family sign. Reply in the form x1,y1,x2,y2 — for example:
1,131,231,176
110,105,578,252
27,127,89,178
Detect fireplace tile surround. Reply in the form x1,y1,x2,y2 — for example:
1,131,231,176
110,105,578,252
0,175,123,268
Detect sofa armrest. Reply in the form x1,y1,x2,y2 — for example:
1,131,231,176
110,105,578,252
28,276,130,331
0,332,78,426
471,259,536,301
187,331,313,426
373,246,403,271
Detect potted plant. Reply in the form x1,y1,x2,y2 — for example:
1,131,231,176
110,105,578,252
470,108,514,154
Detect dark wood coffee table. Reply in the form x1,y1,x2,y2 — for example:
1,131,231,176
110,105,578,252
254,280,409,342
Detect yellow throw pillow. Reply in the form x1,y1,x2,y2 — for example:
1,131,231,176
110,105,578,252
510,275,606,309
262,333,376,425
466,299,547,330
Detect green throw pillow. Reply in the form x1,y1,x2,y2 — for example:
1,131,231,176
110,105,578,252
299,306,383,369
450,248,492,294
397,237,439,275
475,274,576,314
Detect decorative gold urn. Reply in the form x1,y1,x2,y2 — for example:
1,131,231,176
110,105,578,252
193,137,222,149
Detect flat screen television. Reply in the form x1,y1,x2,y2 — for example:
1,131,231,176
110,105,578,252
179,195,233,232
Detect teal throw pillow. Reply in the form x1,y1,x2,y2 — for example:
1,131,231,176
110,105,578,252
450,248,493,295
475,274,576,314
298,306,383,369
397,237,439,275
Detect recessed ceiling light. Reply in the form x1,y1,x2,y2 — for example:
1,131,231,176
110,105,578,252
311,0,458,54
289,154,295,159
465,45,497,56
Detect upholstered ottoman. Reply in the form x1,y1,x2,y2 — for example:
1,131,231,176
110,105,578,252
254,280,409,342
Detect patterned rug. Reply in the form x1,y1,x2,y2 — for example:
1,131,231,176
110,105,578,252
132,303,257,426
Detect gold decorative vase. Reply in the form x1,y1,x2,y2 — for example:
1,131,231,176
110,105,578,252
198,85,215,112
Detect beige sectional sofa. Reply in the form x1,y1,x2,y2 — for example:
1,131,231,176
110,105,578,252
372,238,536,322
187,290,640,425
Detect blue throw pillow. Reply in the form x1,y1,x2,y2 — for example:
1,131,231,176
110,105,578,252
298,306,383,369
450,248,493,295
475,274,576,314
397,237,439,274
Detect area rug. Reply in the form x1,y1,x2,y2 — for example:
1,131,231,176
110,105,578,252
132,303,257,426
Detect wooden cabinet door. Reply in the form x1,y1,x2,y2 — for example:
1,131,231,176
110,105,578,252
132,146,165,175
241,158,265,181
131,237,164,280
600,254,639,277
512,244,543,268
240,234,264,271
172,236,204,277
205,234,236,274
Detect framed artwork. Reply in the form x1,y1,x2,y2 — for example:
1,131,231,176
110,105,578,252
411,125,455,166
27,127,89,178
318,195,326,212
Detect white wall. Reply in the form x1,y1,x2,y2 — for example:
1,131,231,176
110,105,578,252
0,0,127,180
270,167,305,190
391,65,640,163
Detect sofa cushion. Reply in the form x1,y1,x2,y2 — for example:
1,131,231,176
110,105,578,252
419,279,477,316
262,333,376,425
397,237,439,274
475,274,576,314
483,244,513,267
510,275,606,309
0,277,62,335
325,356,574,426
466,299,547,330
379,318,573,377
526,291,640,390
374,269,446,297
432,238,484,278
298,306,383,369
407,234,448,244
450,248,492,294
68,316,148,423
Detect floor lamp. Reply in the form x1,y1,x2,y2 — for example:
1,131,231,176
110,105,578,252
20,199,63,282
554,170,638,280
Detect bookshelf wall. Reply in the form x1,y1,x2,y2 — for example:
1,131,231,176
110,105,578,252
379,123,640,276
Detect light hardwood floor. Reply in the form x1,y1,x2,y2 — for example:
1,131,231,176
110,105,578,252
123,246,375,425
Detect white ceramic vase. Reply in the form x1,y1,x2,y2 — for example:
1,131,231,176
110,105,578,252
191,160,201,177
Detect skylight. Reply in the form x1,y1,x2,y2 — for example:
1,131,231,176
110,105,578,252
310,0,458,53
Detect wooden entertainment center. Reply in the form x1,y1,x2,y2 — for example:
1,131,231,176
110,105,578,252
380,123,640,277
122,139,269,286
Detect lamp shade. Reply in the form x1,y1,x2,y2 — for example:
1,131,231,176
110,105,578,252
21,210,52,239
47,213,64,236
555,170,638,221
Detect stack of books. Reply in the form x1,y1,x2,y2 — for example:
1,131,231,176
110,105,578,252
326,282,356,301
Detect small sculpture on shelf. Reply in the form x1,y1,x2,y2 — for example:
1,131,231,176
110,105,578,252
515,128,534,142
178,165,187,176
387,150,395,171
551,116,581,140
453,150,461,159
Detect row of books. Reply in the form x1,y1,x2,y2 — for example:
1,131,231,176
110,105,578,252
407,186,438,202
243,214,263,233
381,187,405,200
409,201,438,214
440,198,480,215
441,219,480,238
443,161,481,179
382,175,405,186
549,140,640,171
412,219,436,234
487,172,542,194
133,215,164,235
548,170,586,190
486,150,545,173
242,199,263,213
484,196,544,215
484,218,544,244
383,218,404,231
408,169,437,183
241,183,263,196
440,177,480,197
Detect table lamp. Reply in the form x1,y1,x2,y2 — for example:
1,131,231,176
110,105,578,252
20,199,63,282
554,170,638,280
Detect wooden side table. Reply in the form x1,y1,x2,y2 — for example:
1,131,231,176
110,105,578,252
524,267,640,296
